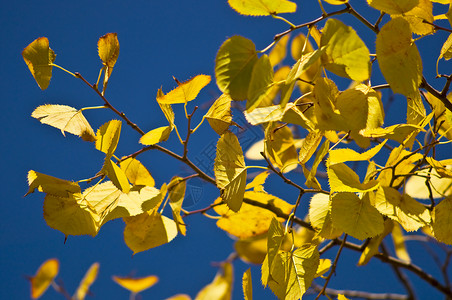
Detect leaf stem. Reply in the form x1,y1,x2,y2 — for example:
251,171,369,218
271,14,296,28
51,64,77,77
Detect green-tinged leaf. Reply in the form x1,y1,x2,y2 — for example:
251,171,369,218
22,37,55,90
312,77,345,131
359,124,423,144
112,275,158,294
245,171,269,192
393,0,434,35
367,0,419,14
83,181,163,226
286,47,325,84
215,36,258,100
157,75,211,104
120,157,155,187
374,187,431,231
95,120,122,158
327,162,380,193
31,105,96,142
262,218,285,287
309,193,342,239
329,140,387,165
243,269,252,300
432,197,452,244
139,126,172,145
195,263,233,300
214,191,294,238
123,209,178,254
321,19,370,82
30,258,59,299
228,0,297,16
214,131,247,212
44,193,99,237
299,131,323,164
269,34,290,66
103,159,130,193
392,223,411,262
358,219,394,266
264,123,299,173
331,192,384,240
247,55,274,111
206,94,233,135
267,245,320,300
73,262,99,300
26,170,81,197
376,17,423,96
304,139,330,189
168,177,187,236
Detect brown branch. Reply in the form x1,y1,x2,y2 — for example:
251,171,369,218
183,106,198,160
311,282,409,300
421,77,452,113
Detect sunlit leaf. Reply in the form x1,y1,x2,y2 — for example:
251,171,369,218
195,263,233,300
331,192,384,240
359,124,423,144
320,19,370,82
265,123,299,173
378,146,424,186
95,120,122,158
392,223,411,262
329,140,386,165
406,168,452,199
247,55,274,111
327,162,380,193
112,275,158,294
120,157,155,187
228,0,297,16
206,94,233,135
214,131,247,212
215,36,258,100
269,34,290,66
157,75,211,104
324,0,348,4
26,170,81,197
432,196,452,244
376,17,423,96
245,171,269,192
103,159,130,193
262,218,285,287
168,177,187,236
392,0,434,35
98,33,119,72
439,34,452,62
309,193,342,239
315,259,332,278
235,234,268,264
367,0,419,14
358,219,393,266
286,48,325,85
139,126,172,145
304,139,330,189
165,295,192,300
31,105,96,142
29,258,59,299
214,191,294,238
123,209,178,254
73,262,100,300
243,269,253,300
22,37,55,90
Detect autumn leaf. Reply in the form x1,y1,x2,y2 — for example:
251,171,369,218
367,0,419,14
29,258,59,299
98,32,120,87
73,262,100,300
157,75,211,104
112,275,158,294
242,269,253,300
95,120,122,158
22,37,56,90
309,193,342,239
431,196,452,245
168,176,187,236
120,157,155,187
26,170,81,197
195,263,233,300
228,0,297,16
205,94,233,135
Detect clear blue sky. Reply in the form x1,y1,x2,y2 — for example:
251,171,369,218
1,1,450,299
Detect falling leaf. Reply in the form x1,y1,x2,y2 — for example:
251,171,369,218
73,262,100,300
22,37,56,90
29,258,59,299
112,275,158,294
157,75,211,104
228,0,297,16
31,105,96,142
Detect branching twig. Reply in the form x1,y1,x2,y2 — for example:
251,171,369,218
311,282,409,300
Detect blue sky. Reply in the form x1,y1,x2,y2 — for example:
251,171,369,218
1,0,451,299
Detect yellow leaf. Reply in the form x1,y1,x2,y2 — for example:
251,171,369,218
244,105,285,125
29,258,59,299
95,120,122,158
392,0,434,35
243,269,253,300
309,193,342,239
312,77,344,131
112,275,158,294
406,168,452,199
103,159,130,193
424,92,452,140
264,123,299,173
158,75,211,104
315,259,332,278
378,146,424,186
359,124,423,144
324,0,348,4
376,17,423,96
245,139,265,160
215,36,258,100
338,294,351,300
304,139,330,189
214,191,294,238
165,295,192,300
98,33,120,69
374,187,431,231
205,94,233,135
286,47,325,87
392,223,411,262
426,157,452,178
320,19,371,82
26,170,81,197
22,37,55,90
432,196,452,244
214,131,247,212
327,162,380,193
247,55,274,111
123,209,178,254
329,140,387,165
195,263,233,300
31,105,96,142
235,234,268,264
269,34,290,67
120,157,155,187
73,262,100,300
245,171,269,192
228,0,296,16
358,219,394,266
168,177,187,236
139,126,172,145
367,0,419,14
299,131,323,164
439,33,452,62
331,192,384,240
406,91,426,125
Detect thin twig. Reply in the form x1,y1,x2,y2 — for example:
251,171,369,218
311,282,409,300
